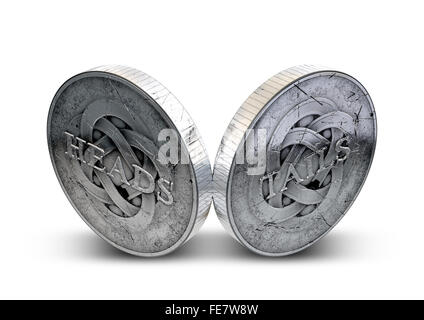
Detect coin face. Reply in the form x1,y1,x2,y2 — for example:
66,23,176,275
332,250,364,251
213,65,376,256
48,66,212,256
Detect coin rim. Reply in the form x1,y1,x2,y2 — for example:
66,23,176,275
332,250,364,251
212,65,377,256
47,65,212,257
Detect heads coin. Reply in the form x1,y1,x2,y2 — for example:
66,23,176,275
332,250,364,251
48,65,212,256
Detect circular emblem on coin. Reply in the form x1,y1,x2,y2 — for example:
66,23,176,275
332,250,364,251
213,65,376,256
48,65,212,256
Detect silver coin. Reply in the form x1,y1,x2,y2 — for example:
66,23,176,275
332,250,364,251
47,65,212,256
213,65,376,256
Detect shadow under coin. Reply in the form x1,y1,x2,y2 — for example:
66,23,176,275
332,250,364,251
60,228,363,262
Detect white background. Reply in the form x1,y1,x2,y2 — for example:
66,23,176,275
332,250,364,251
0,0,423,299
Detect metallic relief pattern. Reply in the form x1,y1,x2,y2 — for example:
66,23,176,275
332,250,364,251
64,99,173,228
259,98,354,223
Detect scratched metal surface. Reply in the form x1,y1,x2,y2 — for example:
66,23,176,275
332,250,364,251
213,65,376,256
47,66,212,256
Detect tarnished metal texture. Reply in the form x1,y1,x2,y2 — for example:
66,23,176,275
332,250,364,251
213,65,376,256
47,65,212,257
